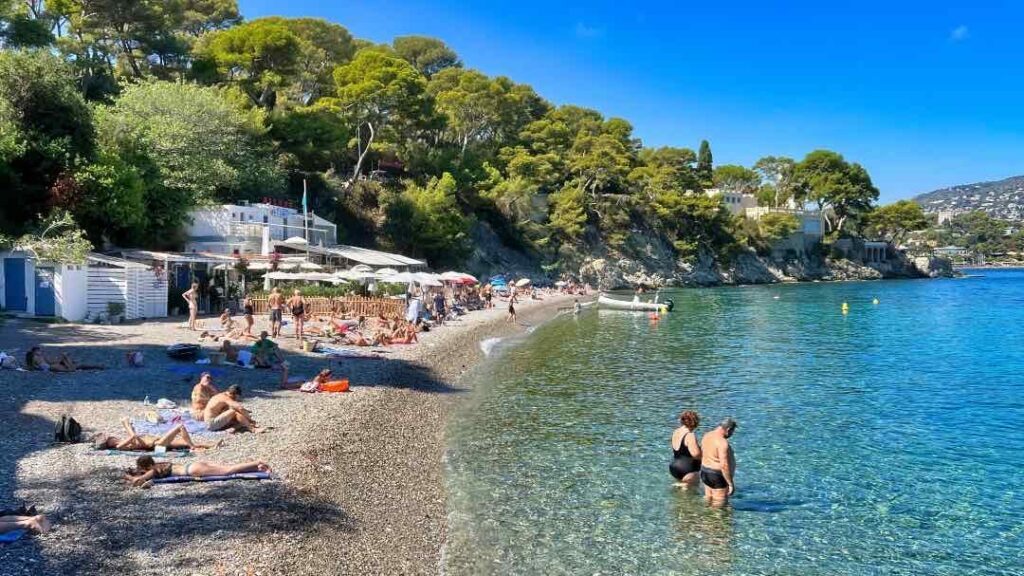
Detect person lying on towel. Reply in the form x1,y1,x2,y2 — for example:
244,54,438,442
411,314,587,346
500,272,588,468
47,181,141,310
92,418,217,452
125,455,271,488
25,345,104,372
0,513,50,535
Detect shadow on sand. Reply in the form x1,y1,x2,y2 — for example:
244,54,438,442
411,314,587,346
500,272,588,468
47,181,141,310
0,317,459,574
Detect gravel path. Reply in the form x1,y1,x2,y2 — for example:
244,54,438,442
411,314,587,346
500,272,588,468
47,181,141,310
0,294,580,575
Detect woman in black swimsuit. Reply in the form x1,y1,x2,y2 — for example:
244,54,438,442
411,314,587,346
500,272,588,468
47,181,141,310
669,410,702,486
242,296,255,337
287,289,306,342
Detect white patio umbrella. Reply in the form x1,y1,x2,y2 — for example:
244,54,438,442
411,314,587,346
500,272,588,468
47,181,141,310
385,271,418,283
298,261,323,271
350,264,373,273
515,278,532,287
414,272,443,287
263,271,302,280
283,236,308,245
376,267,400,276
296,272,336,281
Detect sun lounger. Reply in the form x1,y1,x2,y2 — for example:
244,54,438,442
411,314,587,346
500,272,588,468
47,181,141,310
151,472,272,484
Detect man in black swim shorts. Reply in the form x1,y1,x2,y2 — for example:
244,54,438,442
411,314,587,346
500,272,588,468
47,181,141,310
699,417,737,504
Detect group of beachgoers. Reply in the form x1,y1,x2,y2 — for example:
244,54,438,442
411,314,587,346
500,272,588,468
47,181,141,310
669,411,739,504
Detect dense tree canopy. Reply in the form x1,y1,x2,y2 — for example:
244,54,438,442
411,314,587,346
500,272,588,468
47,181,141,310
0,8,888,270
795,150,879,235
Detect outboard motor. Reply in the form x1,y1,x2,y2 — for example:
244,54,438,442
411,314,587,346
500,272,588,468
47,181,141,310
664,298,675,312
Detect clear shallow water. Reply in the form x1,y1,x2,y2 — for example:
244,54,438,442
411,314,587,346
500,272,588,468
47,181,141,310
444,272,1024,575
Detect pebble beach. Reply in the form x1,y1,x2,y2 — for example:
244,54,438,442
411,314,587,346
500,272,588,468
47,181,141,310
0,293,580,575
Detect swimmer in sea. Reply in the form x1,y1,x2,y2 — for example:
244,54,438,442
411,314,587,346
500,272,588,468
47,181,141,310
700,417,737,505
669,410,702,487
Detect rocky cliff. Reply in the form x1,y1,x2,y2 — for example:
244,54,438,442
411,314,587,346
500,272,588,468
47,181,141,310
466,222,955,290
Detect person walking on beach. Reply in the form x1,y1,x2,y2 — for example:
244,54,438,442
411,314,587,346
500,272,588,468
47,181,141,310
507,290,518,323
242,295,255,337
670,410,702,486
183,282,199,331
287,289,306,341
700,418,738,504
268,287,284,337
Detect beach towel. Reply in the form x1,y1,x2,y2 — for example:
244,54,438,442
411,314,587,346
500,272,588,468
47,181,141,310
165,366,228,377
0,529,26,543
151,472,272,484
130,410,224,439
315,345,385,359
100,449,189,457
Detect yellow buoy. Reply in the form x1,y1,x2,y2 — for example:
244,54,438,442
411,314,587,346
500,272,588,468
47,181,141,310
841,302,849,315
872,298,879,305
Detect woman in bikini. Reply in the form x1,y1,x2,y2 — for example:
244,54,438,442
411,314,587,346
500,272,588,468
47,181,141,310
93,418,216,452
125,455,272,487
287,289,306,342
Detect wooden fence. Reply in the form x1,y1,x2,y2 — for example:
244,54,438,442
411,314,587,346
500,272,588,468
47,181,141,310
250,296,404,318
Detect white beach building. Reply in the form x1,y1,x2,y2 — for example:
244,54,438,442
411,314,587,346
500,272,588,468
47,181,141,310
0,252,167,321
185,202,338,256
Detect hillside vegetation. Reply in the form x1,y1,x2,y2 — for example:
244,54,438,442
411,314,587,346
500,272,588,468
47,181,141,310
1,1,903,279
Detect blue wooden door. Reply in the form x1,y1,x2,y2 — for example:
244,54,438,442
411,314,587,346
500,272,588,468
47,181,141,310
34,267,56,316
3,258,27,311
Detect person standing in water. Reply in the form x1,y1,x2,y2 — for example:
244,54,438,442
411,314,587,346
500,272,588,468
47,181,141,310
700,418,737,504
573,299,582,315
669,410,702,486
268,287,283,337
183,282,199,331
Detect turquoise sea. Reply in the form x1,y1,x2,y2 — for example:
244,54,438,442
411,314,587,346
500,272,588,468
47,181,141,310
443,270,1024,575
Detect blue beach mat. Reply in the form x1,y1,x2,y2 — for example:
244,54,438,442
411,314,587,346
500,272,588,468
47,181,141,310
166,366,228,377
0,529,26,543
152,472,272,484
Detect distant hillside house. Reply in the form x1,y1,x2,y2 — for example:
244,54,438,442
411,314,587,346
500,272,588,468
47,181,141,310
934,245,968,257
186,203,338,256
705,188,758,216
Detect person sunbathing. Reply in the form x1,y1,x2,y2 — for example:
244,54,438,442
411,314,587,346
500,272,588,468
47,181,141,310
204,384,255,432
280,366,332,391
392,323,418,345
92,418,216,452
219,309,236,332
220,340,239,364
25,346,103,372
125,455,272,488
190,372,219,420
0,514,50,535
344,331,372,347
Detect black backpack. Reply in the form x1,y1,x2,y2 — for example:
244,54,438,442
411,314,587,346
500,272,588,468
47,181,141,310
54,415,82,443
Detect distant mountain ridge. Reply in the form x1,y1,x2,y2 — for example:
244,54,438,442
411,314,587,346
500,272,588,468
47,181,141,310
914,175,1024,221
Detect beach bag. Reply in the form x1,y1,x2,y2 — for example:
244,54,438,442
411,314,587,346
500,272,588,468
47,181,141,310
54,415,82,443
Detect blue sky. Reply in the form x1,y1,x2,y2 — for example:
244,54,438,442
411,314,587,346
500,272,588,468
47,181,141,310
239,0,1024,203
